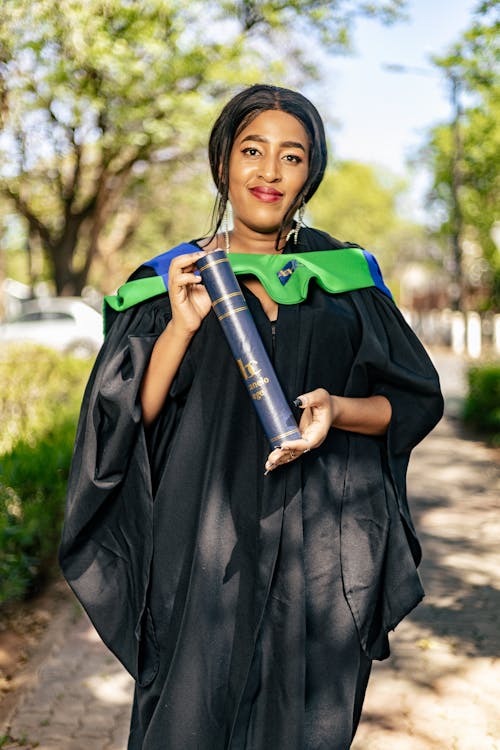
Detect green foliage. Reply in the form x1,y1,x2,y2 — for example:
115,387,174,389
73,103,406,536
95,161,217,290
0,345,90,454
308,161,401,245
423,1,500,310
0,345,91,604
424,104,500,309
307,160,422,274
463,362,500,444
0,0,405,294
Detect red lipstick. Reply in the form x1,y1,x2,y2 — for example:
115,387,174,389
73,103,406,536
249,186,283,203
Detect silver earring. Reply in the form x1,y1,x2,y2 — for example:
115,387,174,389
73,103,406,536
286,199,305,246
292,199,305,245
222,201,231,253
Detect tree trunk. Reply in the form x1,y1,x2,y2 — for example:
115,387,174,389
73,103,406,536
47,170,133,295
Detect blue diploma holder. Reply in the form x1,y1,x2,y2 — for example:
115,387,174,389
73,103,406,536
196,250,302,449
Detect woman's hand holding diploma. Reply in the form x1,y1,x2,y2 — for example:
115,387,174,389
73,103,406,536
168,250,212,336
141,250,211,426
264,389,392,473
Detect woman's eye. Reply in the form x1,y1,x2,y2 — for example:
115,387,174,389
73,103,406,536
284,154,302,164
242,147,260,156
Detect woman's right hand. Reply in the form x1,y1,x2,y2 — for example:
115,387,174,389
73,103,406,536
168,250,212,336
141,250,212,425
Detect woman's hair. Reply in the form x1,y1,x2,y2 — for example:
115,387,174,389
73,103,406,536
208,84,328,247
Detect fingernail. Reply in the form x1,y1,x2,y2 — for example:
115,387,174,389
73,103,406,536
293,398,303,407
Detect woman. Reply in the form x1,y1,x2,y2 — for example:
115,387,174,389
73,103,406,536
60,84,444,749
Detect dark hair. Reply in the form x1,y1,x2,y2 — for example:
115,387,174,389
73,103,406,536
208,84,328,247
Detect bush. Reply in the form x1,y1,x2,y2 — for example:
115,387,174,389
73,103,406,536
463,361,500,445
0,345,92,605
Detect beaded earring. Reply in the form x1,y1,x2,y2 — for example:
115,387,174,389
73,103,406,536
286,198,305,246
222,200,231,253
294,199,305,245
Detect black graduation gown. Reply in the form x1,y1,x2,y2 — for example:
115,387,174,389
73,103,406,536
59,228,444,749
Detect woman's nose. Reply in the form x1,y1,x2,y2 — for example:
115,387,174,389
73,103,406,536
259,154,281,182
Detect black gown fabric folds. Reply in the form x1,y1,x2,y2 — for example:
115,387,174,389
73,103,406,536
59,228,444,750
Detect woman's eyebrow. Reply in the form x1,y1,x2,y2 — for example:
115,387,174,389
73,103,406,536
240,134,306,152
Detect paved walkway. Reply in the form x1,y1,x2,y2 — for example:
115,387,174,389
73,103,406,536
1,352,499,749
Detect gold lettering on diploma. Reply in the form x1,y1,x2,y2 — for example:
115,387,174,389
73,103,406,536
236,358,270,398
248,378,270,391
236,358,261,379
236,358,271,400
252,389,265,400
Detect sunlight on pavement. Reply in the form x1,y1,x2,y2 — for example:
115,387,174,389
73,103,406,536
439,554,500,587
353,649,500,750
84,670,134,706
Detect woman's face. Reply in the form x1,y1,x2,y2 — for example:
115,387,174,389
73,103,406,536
228,109,310,237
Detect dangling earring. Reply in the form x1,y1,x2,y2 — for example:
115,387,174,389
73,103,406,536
287,198,305,246
294,199,305,245
222,200,231,253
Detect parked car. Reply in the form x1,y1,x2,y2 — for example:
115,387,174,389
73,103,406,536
0,297,104,357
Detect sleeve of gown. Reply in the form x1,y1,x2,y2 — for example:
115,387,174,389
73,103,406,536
59,295,194,684
339,289,444,657
347,288,444,551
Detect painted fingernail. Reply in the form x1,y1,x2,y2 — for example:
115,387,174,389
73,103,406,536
293,398,303,407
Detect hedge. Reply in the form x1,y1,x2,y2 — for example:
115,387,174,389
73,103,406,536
463,361,500,445
0,345,92,604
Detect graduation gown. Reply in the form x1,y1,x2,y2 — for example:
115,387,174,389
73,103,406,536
59,227,444,749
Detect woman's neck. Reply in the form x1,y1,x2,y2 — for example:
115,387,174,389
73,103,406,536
228,225,290,255
199,224,295,255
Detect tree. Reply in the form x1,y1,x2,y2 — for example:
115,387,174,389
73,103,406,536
0,0,405,295
307,159,421,267
423,0,500,310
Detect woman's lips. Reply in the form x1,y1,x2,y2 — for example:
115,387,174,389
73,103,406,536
249,187,283,203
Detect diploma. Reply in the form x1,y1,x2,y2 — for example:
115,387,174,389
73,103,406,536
196,249,302,449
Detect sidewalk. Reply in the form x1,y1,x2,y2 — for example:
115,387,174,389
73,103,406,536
352,415,500,750
1,353,499,750
1,599,133,750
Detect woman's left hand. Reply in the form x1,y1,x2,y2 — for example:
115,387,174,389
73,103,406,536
264,388,336,473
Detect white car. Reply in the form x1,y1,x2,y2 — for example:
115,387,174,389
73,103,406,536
0,297,104,357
